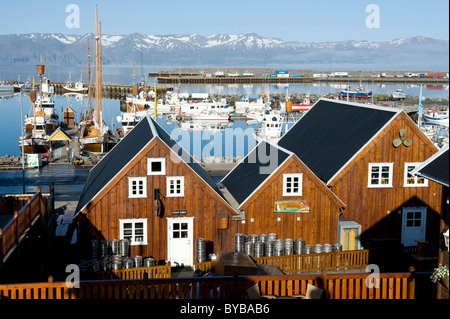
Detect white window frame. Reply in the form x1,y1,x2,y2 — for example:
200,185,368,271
166,176,185,197
283,173,303,196
368,163,394,188
119,218,148,245
128,177,147,198
404,163,428,187
147,157,166,175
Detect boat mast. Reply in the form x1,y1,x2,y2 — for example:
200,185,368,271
95,4,101,127
87,38,92,119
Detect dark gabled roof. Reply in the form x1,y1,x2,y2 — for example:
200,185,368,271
411,145,449,187
278,98,400,183
75,116,155,214
75,115,228,215
151,117,221,194
220,141,291,206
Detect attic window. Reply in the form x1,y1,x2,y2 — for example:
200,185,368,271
128,177,147,198
368,163,393,188
283,173,303,196
148,158,166,175
166,176,185,197
404,163,428,187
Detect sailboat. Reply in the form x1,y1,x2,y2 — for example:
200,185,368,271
79,5,118,155
19,64,59,154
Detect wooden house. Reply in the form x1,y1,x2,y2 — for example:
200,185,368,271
63,106,76,127
411,145,448,298
222,98,442,254
74,115,238,266
221,141,346,245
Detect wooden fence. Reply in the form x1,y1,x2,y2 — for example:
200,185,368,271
0,268,415,300
0,188,50,266
98,263,172,280
195,249,369,274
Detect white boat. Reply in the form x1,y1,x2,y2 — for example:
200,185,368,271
391,88,406,100
253,109,284,143
179,99,232,116
423,108,449,127
64,81,87,94
19,71,59,154
0,83,14,94
234,94,269,114
190,111,230,121
179,120,233,133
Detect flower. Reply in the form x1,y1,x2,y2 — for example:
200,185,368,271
430,265,449,283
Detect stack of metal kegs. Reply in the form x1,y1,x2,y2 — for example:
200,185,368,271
284,238,294,255
274,239,284,256
295,238,305,255
234,233,245,253
196,238,207,262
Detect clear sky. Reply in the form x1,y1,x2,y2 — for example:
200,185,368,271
0,0,448,42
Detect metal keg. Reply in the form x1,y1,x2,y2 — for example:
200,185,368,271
144,257,156,267
134,255,143,268
265,240,274,257
314,244,323,254
120,239,130,257
284,238,294,255
258,234,267,243
100,257,110,271
333,243,342,252
274,239,284,256
196,238,207,262
249,234,259,243
91,259,99,272
268,233,278,242
100,240,109,257
110,255,122,270
304,245,312,254
110,239,119,255
91,240,99,259
254,241,265,258
234,233,244,253
323,244,333,253
122,256,133,269
295,238,305,255
244,241,254,256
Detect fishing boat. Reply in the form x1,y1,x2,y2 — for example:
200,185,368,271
252,109,284,143
339,85,372,99
63,74,88,94
179,99,233,117
390,88,406,100
234,94,269,114
18,65,59,154
291,96,311,112
0,83,14,94
423,107,449,127
79,6,118,154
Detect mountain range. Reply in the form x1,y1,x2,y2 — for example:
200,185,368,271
0,33,448,70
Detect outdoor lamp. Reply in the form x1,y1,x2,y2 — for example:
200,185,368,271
444,229,449,251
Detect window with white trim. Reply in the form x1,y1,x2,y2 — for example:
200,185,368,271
368,163,393,187
147,157,166,175
404,163,428,187
128,177,147,198
283,173,303,196
120,218,147,245
166,176,185,197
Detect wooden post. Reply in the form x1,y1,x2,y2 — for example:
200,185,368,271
48,276,54,299
408,266,416,299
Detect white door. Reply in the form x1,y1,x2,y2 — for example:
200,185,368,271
401,207,427,247
167,217,194,266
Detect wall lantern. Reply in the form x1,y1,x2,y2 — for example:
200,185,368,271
444,229,449,251
154,189,162,217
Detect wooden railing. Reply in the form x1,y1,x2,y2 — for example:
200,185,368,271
195,249,370,274
0,188,48,266
98,263,172,280
0,268,416,300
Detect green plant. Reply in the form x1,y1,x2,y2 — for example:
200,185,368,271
430,265,449,283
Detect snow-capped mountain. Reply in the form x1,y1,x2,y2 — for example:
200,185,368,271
0,33,448,70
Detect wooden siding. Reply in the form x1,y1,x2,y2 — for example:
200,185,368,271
79,137,237,260
236,155,345,245
329,112,442,242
